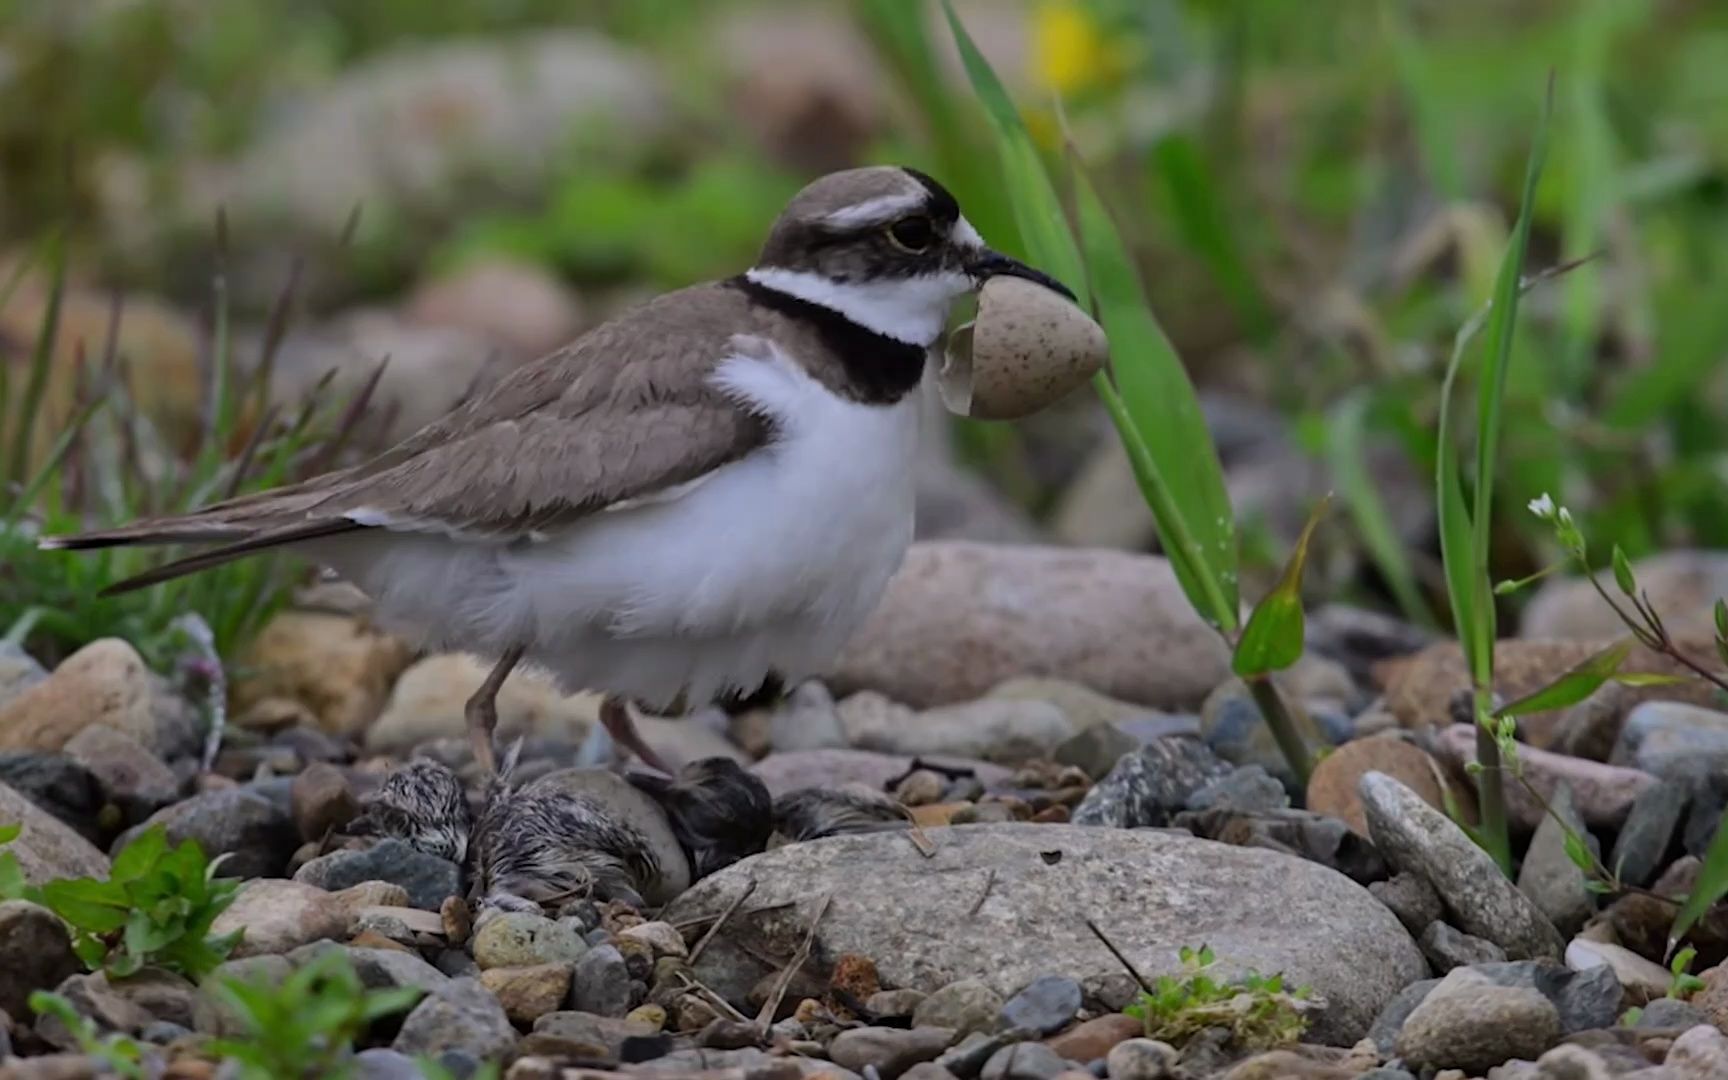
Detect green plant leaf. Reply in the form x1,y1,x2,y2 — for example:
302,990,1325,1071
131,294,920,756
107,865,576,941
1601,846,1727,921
1669,808,1728,960
0,823,21,845
0,852,25,900
1611,545,1637,597
1071,161,1239,630
110,826,168,885
939,1,1087,305
40,879,130,933
1234,496,1330,677
1493,640,1632,718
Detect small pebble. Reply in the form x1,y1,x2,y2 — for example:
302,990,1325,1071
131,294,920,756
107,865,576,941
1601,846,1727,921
1104,1038,1179,1080
572,944,633,1017
619,920,688,959
1000,975,1082,1037
897,769,947,806
441,896,472,946
981,1042,1069,1080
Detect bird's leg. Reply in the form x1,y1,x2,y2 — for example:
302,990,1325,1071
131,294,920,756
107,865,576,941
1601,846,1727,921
600,695,674,775
466,644,525,776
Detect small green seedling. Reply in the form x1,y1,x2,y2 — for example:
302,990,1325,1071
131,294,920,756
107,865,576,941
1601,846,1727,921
0,822,241,979
207,947,425,1080
1123,944,1311,1050
29,989,151,1079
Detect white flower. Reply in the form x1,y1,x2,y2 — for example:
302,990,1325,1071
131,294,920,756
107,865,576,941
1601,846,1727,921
1557,507,1575,527
1528,493,1556,519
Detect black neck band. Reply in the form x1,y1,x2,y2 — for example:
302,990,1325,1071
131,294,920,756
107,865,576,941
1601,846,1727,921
730,275,926,405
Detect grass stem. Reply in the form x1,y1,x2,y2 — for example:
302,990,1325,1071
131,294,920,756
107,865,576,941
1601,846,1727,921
1473,702,1514,876
1245,676,1313,788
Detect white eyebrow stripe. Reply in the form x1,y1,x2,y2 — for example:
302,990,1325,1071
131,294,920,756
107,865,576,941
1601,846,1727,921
822,193,927,228
952,214,985,250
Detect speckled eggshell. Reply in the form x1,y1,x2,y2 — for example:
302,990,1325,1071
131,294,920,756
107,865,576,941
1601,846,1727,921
939,275,1108,420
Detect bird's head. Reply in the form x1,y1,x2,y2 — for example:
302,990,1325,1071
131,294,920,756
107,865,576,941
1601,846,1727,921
747,165,1072,349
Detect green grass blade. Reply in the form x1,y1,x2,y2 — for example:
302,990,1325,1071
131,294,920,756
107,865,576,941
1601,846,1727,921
1073,161,1239,629
1670,808,1728,961
939,0,1088,305
5,236,64,491
1471,75,1553,636
1326,390,1438,630
1492,639,1631,718
1147,133,1271,343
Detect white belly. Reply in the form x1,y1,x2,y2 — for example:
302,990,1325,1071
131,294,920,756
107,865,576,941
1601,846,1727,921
313,342,921,711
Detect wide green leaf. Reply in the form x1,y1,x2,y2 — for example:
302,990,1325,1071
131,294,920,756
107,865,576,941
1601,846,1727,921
0,823,21,845
1071,162,1239,630
1670,806,1728,960
40,879,131,933
1493,640,1632,718
1234,497,1330,678
939,0,1087,305
110,826,168,885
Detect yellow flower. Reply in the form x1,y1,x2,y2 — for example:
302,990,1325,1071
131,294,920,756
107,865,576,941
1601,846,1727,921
1030,1,1126,98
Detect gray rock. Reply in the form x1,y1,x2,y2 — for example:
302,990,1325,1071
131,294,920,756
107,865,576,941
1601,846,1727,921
937,1030,1025,1080
0,642,47,706
0,901,81,1017
1516,784,1597,936
868,989,929,1020
636,1047,860,1079
391,977,516,1062
353,1048,426,1080
1183,765,1290,814
980,1042,1068,1080
1352,1070,1415,1080
1104,1038,1180,1080
293,839,461,910
829,1026,955,1078
839,692,1074,763
141,1020,190,1044
0,752,103,839
999,975,1081,1037
769,681,848,752
570,943,632,1017
1370,873,1444,936
116,787,296,878
1524,550,1728,642
1052,724,1138,781
1367,977,1438,1055
533,1010,658,1058
1612,782,1688,888
1171,806,1386,883
287,942,448,995
751,748,1011,798
916,454,1042,545
472,911,588,969
1200,679,1338,792
195,955,295,1036
62,725,180,822
904,1066,962,1080
1420,921,1507,971
829,542,1234,711
914,979,1004,1038
1666,1023,1728,1079
1071,737,1231,828
1636,997,1707,1029
1359,771,1565,960
665,823,1425,1045
1612,702,1728,789
1395,967,1561,1073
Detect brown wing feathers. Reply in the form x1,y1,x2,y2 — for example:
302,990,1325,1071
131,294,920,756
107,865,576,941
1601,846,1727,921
39,281,777,595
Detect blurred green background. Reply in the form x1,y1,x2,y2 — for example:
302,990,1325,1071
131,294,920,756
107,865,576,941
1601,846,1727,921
3,0,1726,634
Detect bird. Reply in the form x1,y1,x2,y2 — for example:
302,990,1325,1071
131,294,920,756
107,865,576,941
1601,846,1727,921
40,165,1071,776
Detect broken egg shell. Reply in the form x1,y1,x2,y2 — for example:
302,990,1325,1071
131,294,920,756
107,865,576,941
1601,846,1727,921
938,275,1108,421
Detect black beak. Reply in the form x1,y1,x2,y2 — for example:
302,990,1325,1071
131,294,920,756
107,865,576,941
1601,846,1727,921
966,249,1076,302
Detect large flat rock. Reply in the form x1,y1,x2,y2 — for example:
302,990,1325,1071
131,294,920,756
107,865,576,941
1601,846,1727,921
663,823,1424,1045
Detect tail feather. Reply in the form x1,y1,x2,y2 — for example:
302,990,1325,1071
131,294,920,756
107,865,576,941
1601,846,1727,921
68,518,364,596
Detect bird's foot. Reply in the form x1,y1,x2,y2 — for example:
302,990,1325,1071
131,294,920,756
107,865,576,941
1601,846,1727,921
600,695,675,775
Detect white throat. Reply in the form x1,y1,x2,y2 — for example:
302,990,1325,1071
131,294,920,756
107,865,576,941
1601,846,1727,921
744,266,969,348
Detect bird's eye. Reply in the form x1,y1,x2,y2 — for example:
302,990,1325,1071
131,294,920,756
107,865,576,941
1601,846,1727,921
886,216,936,253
